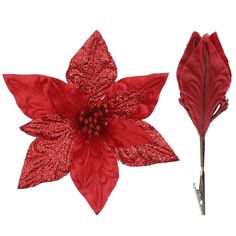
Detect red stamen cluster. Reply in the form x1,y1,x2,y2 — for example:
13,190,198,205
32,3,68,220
79,103,109,138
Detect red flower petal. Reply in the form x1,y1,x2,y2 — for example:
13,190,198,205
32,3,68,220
3,74,87,120
104,118,152,148
209,32,231,74
18,134,75,188
105,74,168,119
114,120,178,166
177,32,201,86
66,31,117,104
178,34,231,135
70,137,118,214
20,114,75,138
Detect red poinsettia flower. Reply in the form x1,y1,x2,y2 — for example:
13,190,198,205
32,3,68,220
3,31,178,214
177,32,231,135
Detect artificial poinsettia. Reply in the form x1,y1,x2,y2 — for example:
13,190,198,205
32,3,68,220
4,30,178,214
176,32,231,215
177,32,231,135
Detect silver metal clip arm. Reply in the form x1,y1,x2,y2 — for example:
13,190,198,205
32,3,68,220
193,170,205,215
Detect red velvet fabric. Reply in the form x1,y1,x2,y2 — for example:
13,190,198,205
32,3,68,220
4,30,178,214
3,74,88,120
105,74,168,119
177,32,231,135
70,137,119,214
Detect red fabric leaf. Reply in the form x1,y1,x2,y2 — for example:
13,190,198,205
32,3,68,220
177,33,231,135
209,32,231,74
66,31,117,104
3,74,87,120
70,137,119,214
105,74,168,119
114,120,178,166
18,134,75,188
177,32,201,85
20,114,75,138
104,118,152,148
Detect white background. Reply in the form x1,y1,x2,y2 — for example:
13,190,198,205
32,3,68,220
0,0,236,235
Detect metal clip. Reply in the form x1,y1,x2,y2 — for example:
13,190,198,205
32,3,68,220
193,135,206,215
193,170,205,215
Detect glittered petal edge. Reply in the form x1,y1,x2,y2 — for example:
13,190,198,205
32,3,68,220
113,120,179,166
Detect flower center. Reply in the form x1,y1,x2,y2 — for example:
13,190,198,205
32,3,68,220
78,103,109,138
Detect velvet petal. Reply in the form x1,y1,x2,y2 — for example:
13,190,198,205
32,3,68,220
104,118,152,148
113,120,178,166
105,73,168,119
177,32,201,85
3,74,87,120
70,137,119,214
178,35,231,135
